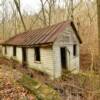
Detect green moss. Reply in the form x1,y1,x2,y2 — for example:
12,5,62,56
18,74,61,100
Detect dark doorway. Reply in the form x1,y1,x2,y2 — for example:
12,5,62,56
13,46,16,56
5,46,7,54
60,47,67,69
34,47,40,61
22,47,27,66
73,44,77,56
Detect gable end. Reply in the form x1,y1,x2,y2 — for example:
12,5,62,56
71,22,82,44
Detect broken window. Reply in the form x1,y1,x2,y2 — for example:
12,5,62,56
34,47,40,61
13,46,16,56
73,44,77,56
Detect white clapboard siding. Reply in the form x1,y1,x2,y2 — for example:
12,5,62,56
27,48,39,69
53,25,80,76
2,24,80,78
6,46,13,58
66,44,80,72
27,47,54,76
53,46,62,78
2,46,5,55
16,47,22,62
41,47,54,76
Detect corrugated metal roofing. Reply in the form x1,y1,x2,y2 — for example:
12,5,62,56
3,21,82,47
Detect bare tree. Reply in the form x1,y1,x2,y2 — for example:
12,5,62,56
46,0,56,26
1,0,6,39
69,0,74,21
39,0,56,26
40,0,47,26
97,0,100,55
10,1,17,35
14,0,27,31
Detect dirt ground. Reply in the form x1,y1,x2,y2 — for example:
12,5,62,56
0,57,61,100
0,57,100,100
0,57,87,100
0,64,36,100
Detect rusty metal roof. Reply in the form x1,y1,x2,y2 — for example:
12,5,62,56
3,21,82,47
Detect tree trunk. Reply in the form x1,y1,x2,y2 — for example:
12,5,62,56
97,0,100,55
70,0,74,21
14,0,26,31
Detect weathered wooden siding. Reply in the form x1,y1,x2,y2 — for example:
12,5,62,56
16,47,22,62
2,46,23,63
27,47,54,77
66,45,79,71
1,25,80,78
4,46,13,58
53,25,80,78
41,47,54,76
2,46,54,77
2,46,5,55
53,46,62,78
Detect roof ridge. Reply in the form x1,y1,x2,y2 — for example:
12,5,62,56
28,20,70,32
2,20,82,46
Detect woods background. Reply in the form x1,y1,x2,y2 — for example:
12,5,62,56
0,0,99,70
0,1,100,100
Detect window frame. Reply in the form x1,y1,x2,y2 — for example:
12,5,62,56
13,46,16,57
5,46,7,55
34,47,41,62
73,44,77,56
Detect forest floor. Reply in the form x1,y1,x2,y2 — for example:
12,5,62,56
0,57,61,100
0,57,100,100
0,64,36,100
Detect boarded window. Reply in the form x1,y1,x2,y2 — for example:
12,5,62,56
73,44,77,56
34,47,40,61
13,46,16,56
5,46,7,54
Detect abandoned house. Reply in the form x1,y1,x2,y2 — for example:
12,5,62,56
1,21,82,78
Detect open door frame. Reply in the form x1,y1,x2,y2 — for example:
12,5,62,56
60,47,68,70
22,47,27,66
